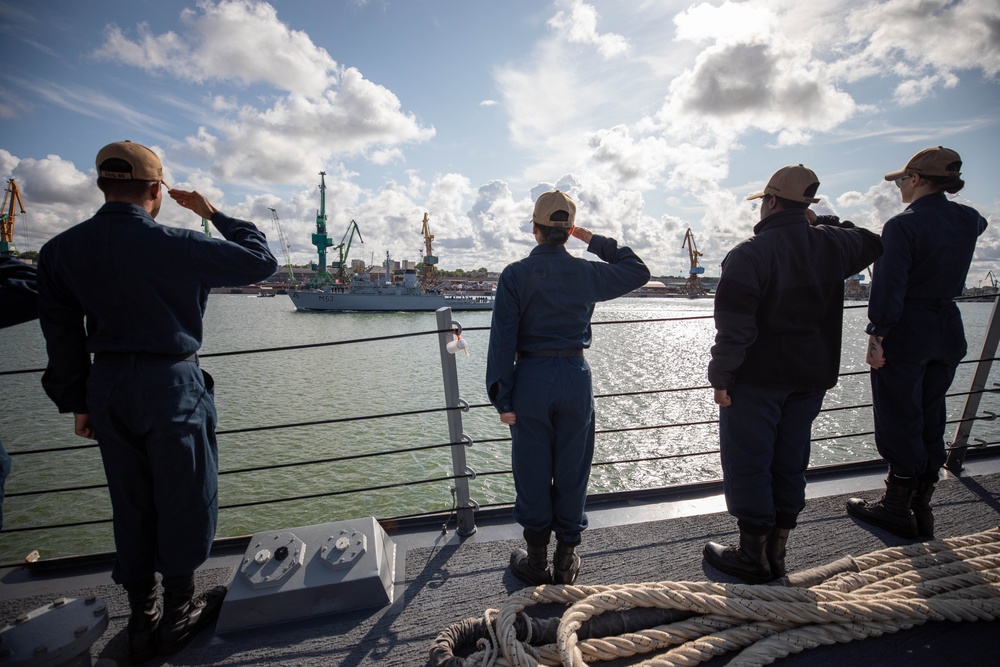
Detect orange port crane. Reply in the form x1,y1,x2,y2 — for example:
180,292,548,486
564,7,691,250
682,228,708,296
419,212,438,286
1,179,26,256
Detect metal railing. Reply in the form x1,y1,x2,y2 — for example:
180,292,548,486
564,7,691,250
3,296,999,559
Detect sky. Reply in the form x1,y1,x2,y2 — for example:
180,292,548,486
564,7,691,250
1,0,999,281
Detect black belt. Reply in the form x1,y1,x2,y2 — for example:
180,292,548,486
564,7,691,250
94,352,198,364
904,297,954,307
517,349,584,359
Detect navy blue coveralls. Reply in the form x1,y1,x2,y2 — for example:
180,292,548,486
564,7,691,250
486,235,649,546
867,192,987,480
38,202,277,585
708,211,882,529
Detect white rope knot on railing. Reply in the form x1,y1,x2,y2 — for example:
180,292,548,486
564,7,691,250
430,525,1000,667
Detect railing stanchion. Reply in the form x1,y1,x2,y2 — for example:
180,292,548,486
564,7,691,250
947,294,1000,472
436,307,477,536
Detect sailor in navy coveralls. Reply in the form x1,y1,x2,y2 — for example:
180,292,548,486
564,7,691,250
848,147,987,540
37,140,277,660
486,190,649,586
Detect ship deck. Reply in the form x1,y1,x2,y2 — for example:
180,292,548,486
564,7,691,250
2,453,999,666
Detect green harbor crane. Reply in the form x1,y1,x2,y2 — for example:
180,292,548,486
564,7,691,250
306,172,336,288
330,219,364,281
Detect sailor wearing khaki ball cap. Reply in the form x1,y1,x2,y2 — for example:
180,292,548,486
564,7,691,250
848,147,988,541
37,139,278,661
705,164,882,584
486,189,649,586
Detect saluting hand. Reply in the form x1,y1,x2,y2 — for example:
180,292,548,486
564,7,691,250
571,227,593,244
169,189,219,221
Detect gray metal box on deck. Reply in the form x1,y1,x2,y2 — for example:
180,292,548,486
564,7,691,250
215,517,396,633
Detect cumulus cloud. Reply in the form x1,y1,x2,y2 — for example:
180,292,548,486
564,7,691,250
666,0,857,136
893,72,960,106
668,39,856,135
549,0,630,59
94,0,435,185
467,180,529,256
673,1,776,44
96,0,338,97
841,0,1000,103
425,173,476,250
586,126,672,189
0,149,19,177
836,181,906,229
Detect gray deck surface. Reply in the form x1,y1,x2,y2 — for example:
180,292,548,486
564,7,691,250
2,472,998,666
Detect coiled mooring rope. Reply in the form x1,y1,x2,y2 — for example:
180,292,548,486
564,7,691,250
429,525,1000,667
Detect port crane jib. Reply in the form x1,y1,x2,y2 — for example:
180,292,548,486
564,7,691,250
681,228,707,296
1,178,26,256
332,219,364,281
268,207,297,284
420,212,438,287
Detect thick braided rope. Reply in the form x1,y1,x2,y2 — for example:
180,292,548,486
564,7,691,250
561,527,1000,667
816,530,1000,594
450,526,1000,667
555,580,1000,665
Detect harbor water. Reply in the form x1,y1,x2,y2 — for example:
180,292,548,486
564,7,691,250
1,295,997,563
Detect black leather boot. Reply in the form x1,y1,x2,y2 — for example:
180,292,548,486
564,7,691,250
124,576,160,664
912,477,937,538
510,543,550,585
766,527,790,579
703,527,771,584
552,541,581,585
846,475,918,539
156,574,227,656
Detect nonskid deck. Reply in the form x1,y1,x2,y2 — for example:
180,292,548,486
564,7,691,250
2,453,999,666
